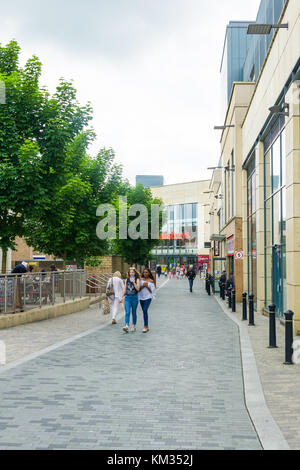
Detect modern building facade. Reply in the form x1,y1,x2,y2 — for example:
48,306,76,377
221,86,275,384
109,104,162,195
150,181,211,270
136,175,165,188
210,0,300,333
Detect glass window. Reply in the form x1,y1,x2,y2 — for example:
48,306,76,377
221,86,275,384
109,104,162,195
273,191,281,246
272,137,281,192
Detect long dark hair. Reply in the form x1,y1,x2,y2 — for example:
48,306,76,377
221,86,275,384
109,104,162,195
142,268,154,282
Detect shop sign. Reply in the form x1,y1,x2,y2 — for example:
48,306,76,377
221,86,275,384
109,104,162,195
214,241,220,257
160,232,191,240
227,236,235,256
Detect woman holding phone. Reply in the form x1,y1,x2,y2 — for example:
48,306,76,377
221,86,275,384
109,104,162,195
139,268,155,333
120,268,140,333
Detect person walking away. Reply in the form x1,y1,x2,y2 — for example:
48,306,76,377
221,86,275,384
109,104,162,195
106,272,124,324
156,265,162,279
180,267,184,280
11,261,30,311
139,268,155,333
187,265,196,293
120,268,140,333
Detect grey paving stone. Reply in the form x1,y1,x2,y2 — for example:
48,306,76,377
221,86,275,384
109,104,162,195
0,279,261,450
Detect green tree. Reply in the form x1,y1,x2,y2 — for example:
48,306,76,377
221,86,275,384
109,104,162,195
25,140,125,267
112,184,164,266
0,40,92,272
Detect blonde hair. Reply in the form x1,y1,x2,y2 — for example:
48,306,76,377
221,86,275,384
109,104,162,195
127,267,141,279
113,271,122,278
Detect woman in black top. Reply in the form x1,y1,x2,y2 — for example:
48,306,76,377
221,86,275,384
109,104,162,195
187,265,196,293
120,268,140,333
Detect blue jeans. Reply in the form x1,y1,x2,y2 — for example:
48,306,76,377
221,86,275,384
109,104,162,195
189,279,194,292
140,299,152,327
124,295,138,325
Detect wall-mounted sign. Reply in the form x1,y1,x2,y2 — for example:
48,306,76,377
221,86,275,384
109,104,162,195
227,236,235,256
160,232,191,240
214,241,220,257
235,250,244,260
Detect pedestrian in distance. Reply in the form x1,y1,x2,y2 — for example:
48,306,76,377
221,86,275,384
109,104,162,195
120,268,141,333
187,265,196,293
139,268,156,333
156,264,162,279
106,272,125,325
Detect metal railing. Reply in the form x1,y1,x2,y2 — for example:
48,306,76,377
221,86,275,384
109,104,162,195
0,270,88,315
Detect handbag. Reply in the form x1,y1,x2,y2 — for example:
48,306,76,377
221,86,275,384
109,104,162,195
106,278,115,299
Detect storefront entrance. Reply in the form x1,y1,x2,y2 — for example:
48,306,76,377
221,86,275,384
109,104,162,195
213,258,226,293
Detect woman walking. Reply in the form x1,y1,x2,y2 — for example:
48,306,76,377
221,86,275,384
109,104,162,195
120,268,140,333
106,272,124,324
139,268,156,333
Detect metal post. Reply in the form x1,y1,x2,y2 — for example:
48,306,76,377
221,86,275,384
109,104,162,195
4,276,7,314
219,282,222,299
221,283,225,301
268,304,277,349
52,273,55,305
63,272,66,303
207,278,211,296
242,292,247,321
284,310,294,365
248,294,255,326
228,287,232,309
39,275,42,309
231,289,236,313
24,276,26,310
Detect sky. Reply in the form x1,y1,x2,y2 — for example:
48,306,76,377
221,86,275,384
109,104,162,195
1,0,261,185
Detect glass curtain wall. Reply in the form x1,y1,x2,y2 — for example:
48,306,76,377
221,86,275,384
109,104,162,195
264,116,286,317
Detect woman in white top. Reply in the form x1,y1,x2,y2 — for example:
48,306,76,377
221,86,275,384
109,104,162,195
106,272,124,324
138,268,156,333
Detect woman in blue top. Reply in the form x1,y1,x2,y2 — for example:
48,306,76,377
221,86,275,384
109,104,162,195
120,268,141,333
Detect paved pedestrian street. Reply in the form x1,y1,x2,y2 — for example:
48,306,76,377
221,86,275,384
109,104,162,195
0,279,262,450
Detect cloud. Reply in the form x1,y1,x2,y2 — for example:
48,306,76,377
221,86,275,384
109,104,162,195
1,0,262,185
1,0,197,60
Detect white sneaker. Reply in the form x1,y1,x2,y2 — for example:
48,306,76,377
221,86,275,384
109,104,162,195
123,325,129,333
131,326,136,332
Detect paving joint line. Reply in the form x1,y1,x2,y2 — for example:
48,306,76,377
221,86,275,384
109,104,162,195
0,279,169,375
213,293,290,450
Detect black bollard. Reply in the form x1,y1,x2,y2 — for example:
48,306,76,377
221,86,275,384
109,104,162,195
242,292,247,321
205,278,208,293
221,283,226,301
284,310,294,365
207,279,211,296
228,287,232,309
248,294,255,326
268,304,278,349
231,289,236,313
219,282,222,299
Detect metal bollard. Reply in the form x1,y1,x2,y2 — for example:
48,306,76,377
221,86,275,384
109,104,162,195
231,289,236,313
207,280,211,296
221,283,226,301
219,282,222,299
242,292,247,321
284,310,294,365
228,287,232,309
268,304,277,349
248,294,255,326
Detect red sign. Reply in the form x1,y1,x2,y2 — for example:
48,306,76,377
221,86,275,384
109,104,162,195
227,236,235,256
160,232,190,240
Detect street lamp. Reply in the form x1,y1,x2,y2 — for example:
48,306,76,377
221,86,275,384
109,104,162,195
214,125,235,130
269,102,289,117
247,23,288,35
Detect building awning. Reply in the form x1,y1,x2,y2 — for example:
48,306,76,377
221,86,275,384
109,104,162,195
210,234,226,242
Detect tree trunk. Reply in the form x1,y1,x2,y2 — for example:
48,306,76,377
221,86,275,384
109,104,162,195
1,249,7,274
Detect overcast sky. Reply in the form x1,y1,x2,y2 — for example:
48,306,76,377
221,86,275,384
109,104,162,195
1,0,261,185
